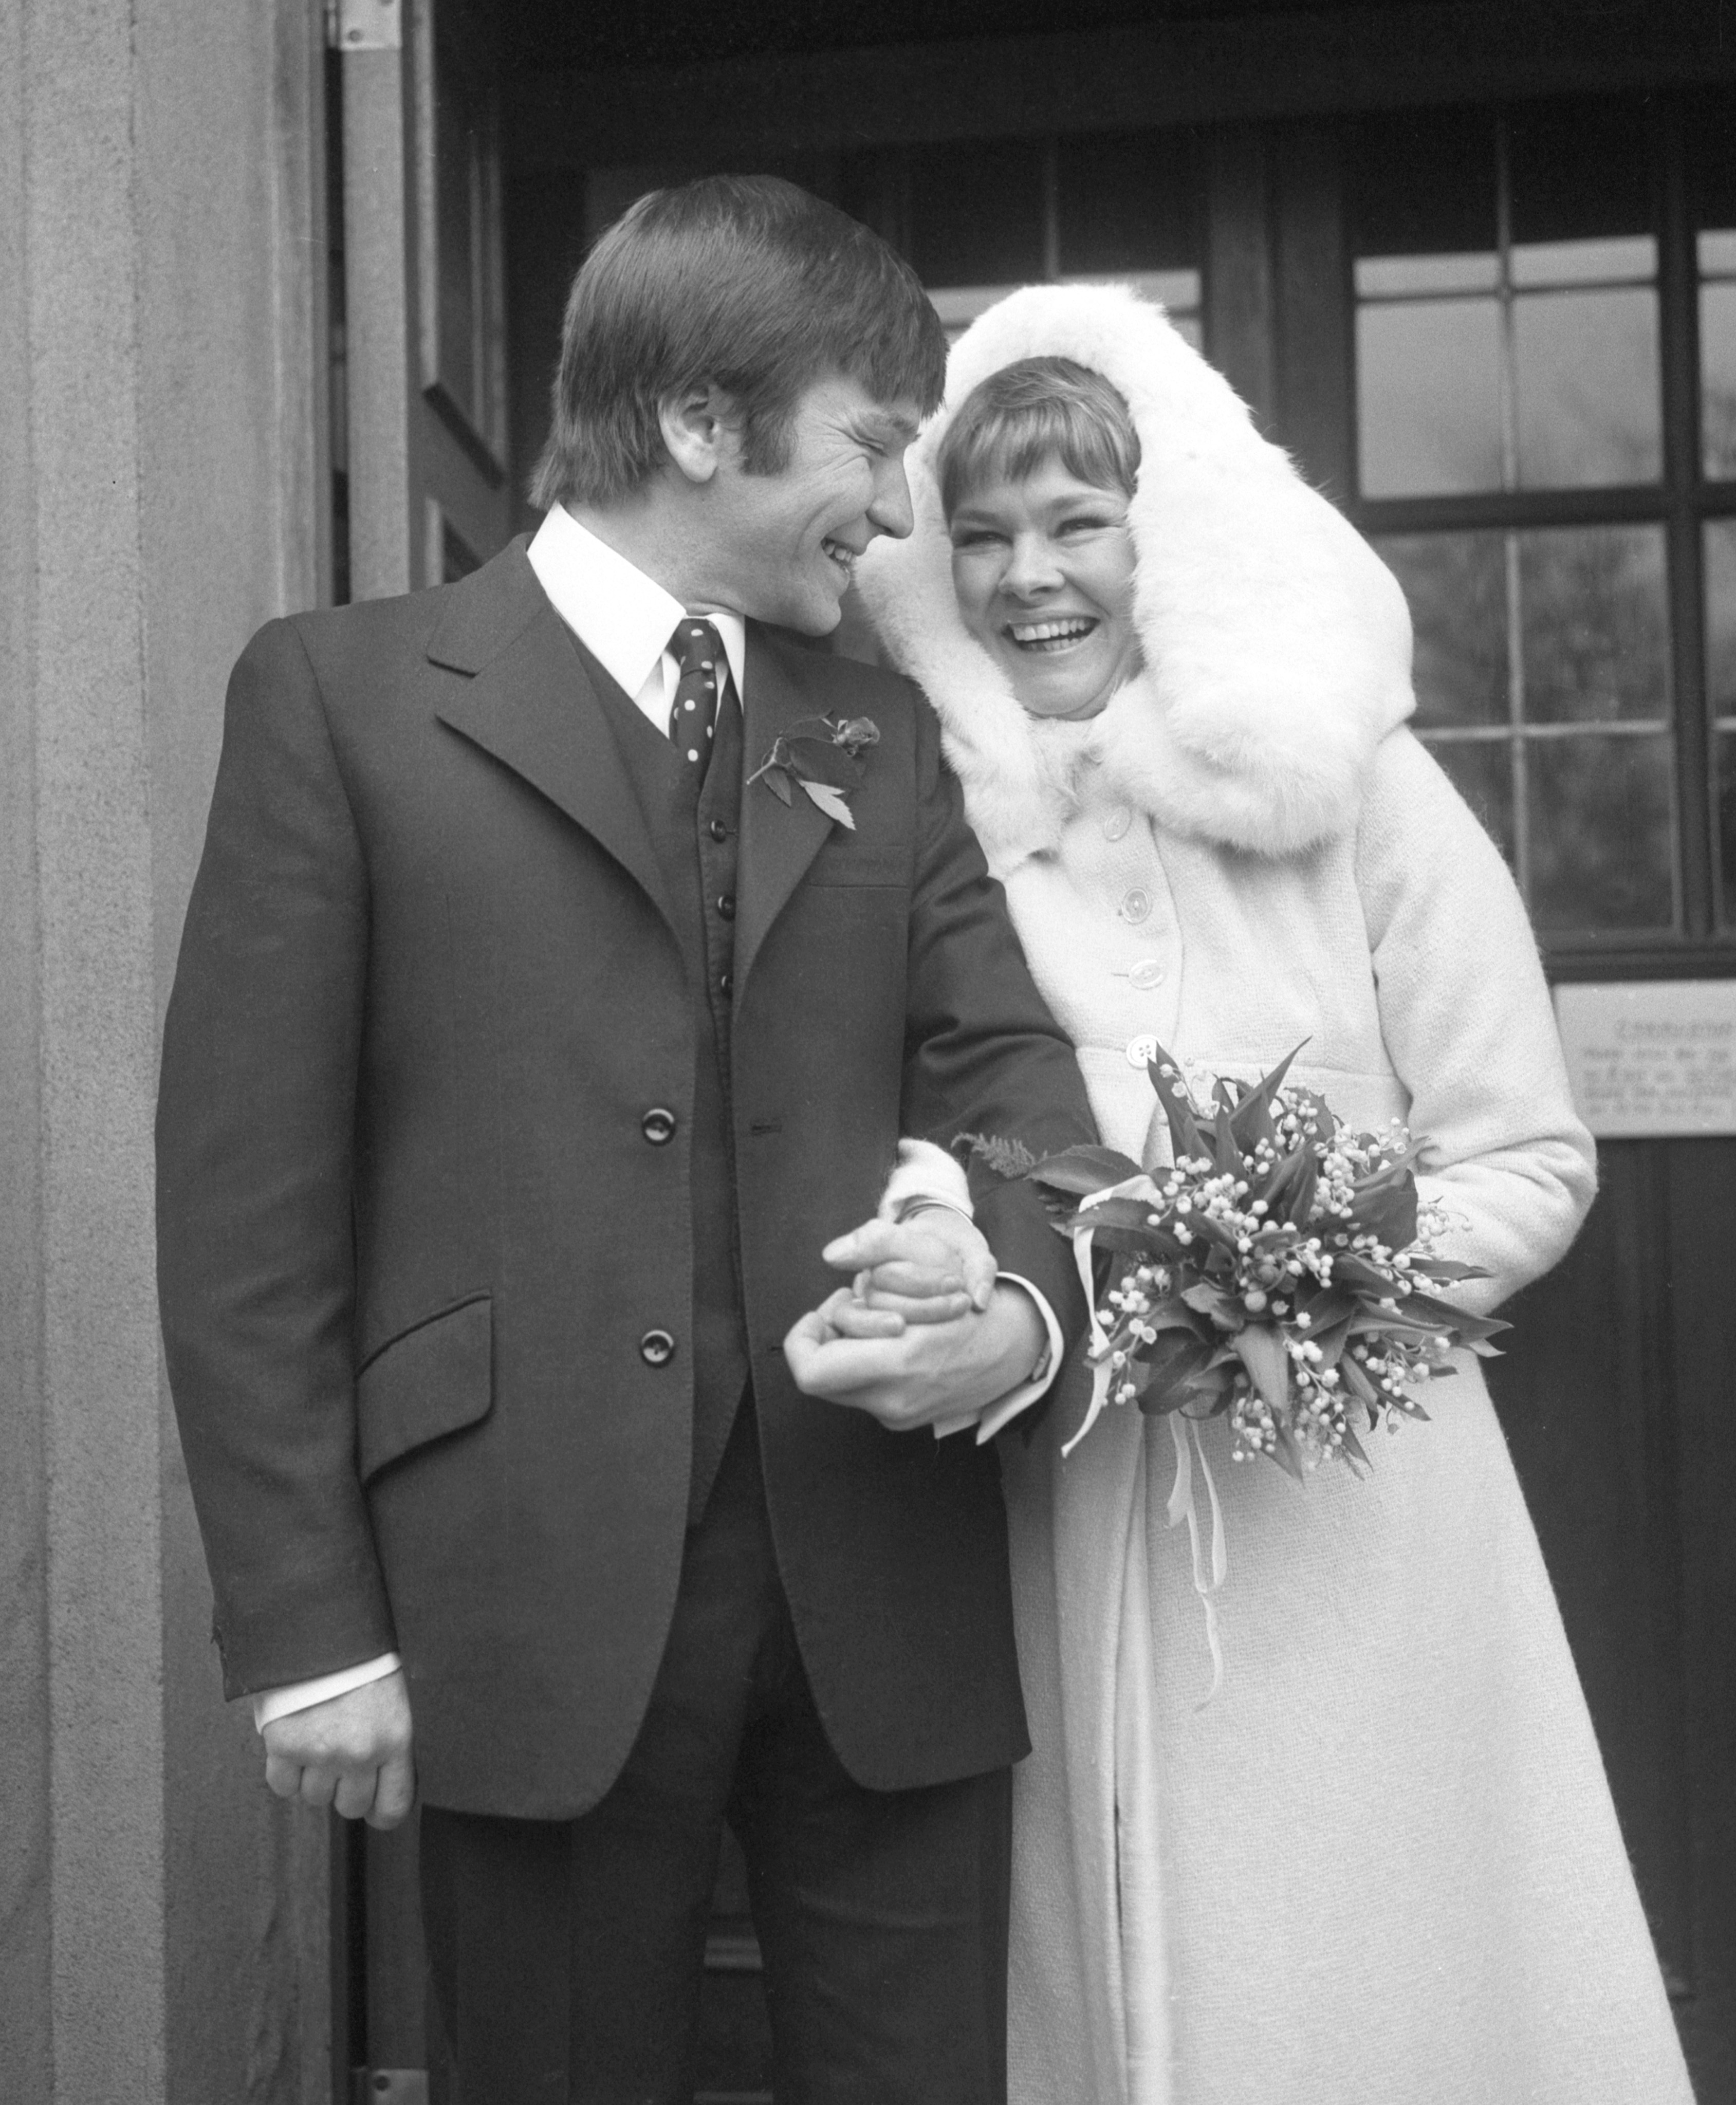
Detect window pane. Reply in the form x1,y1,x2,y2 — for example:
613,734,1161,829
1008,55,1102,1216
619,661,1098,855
1518,526,1670,724
1527,734,1676,933
1426,738,1516,866
1706,521,1736,717
1702,279,1736,478
1376,531,1507,728
1356,299,1503,496
1513,288,1661,486
1701,230,1736,278
1355,252,1497,298
1510,235,1655,289
1508,98,1654,254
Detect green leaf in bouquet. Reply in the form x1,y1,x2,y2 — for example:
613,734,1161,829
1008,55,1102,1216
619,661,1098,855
1211,1104,1243,1175
960,1132,1041,1180
1268,1414,1308,1484
1410,1258,1492,1284
1144,1046,1207,1162
1397,1292,1510,1342
1338,1352,1381,1416
1331,1253,1401,1295
1074,1195,1163,1234
1347,1165,1418,1249
1137,1327,1217,1413
1027,1144,1147,1196
1181,1281,1245,1330
1338,1423,1373,1474
1225,1042,1307,1154
1230,1322,1291,1414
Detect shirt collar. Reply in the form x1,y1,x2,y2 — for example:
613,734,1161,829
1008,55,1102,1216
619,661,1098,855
526,505,748,703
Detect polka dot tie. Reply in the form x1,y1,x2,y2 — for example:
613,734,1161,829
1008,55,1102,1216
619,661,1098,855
667,617,725,774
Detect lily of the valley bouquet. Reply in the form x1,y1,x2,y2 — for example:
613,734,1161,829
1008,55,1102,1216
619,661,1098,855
979,1042,1507,1470
972,1043,1508,1691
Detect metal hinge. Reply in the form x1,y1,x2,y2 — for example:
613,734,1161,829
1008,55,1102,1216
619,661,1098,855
326,0,403,51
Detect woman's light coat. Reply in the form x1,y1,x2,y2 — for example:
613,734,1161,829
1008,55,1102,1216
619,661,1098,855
858,282,1693,2105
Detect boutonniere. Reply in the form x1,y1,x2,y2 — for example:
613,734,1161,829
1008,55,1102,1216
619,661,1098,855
746,714,880,829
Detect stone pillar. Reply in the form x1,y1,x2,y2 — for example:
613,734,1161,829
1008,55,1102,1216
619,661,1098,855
0,2,337,2098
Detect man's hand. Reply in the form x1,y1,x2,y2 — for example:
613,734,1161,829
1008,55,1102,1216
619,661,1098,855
261,1668,415,1829
822,1212,997,1325
784,1281,1045,1432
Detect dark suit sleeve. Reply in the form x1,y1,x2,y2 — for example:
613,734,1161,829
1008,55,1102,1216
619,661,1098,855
156,619,394,1697
899,695,1096,1365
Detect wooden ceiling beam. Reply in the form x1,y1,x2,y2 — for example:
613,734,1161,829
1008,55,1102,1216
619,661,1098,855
506,1,1736,169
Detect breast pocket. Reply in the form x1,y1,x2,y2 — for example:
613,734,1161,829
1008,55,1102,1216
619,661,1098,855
356,1293,493,1483
804,838,911,888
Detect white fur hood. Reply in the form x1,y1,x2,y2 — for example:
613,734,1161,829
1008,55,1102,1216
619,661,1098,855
855,282,1416,867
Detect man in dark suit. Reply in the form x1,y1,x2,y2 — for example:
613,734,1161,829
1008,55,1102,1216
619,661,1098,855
156,176,1094,2102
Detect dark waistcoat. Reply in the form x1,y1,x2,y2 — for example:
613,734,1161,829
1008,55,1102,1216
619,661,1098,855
577,643,751,1522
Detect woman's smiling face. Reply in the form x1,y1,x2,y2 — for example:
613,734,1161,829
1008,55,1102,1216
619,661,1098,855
949,456,1141,719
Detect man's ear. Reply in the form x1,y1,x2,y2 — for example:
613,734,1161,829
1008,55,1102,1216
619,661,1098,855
658,383,739,486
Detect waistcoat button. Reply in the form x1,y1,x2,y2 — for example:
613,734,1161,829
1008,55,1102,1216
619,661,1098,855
719,971,733,995
709,818,729,841
641,1107,676,1145
716,894,736,920
639,1330,676,1367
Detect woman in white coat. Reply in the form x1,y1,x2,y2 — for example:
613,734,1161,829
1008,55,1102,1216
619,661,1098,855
856,284,1694,2105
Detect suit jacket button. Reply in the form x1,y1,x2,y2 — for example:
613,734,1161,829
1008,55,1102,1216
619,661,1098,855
719,971,733,995
641,1106,676,1144
716,894,736,920
639,1330,676,1367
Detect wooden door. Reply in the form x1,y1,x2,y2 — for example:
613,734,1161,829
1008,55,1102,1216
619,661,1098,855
327,2,512,2097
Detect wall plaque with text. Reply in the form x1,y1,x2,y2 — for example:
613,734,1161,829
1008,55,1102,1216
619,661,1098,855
1555,980,1736,1137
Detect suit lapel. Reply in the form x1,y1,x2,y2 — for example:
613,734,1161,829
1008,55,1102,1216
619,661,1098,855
736,625,837,995
432,546,676,934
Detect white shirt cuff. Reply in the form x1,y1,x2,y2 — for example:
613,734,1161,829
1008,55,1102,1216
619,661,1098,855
931,1271,1065,1444
877,1137,973,1222
252,1651,402,1733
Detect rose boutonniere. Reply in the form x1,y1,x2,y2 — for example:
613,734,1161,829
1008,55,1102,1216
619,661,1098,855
747,714,879,829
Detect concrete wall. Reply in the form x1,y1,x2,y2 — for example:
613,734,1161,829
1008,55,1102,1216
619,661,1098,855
1,2,336,2097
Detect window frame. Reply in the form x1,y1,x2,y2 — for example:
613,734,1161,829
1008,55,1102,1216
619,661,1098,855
1344,95,1736,982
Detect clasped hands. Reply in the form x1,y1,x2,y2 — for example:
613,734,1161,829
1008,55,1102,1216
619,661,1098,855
782,1208,1044,1432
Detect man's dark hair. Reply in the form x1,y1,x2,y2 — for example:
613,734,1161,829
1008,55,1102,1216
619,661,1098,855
530,175,948,510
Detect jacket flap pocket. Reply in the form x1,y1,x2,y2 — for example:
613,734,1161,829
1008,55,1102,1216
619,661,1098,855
357,1294,492,1483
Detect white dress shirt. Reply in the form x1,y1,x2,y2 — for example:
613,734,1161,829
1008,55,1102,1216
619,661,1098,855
252,510,1061,1730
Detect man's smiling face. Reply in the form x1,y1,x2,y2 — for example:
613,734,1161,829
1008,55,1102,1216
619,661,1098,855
701,373,921,635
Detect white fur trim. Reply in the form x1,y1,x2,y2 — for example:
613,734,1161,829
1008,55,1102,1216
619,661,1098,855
857,282,1416,865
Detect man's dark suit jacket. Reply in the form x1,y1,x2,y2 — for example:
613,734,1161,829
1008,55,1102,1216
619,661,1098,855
156,539,1095,1819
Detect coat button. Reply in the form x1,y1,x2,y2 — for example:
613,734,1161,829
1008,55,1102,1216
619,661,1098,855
1102,804,1133,841
716,894,736,920
641,1107,676,1145
1126,959,1167,990
639,1330,676,1367
1119,888,1152,924
1125,1033,1161,1068
709,818,729,842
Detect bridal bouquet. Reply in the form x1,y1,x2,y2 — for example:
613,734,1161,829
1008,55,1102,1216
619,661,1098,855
973,1043,1508,1478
